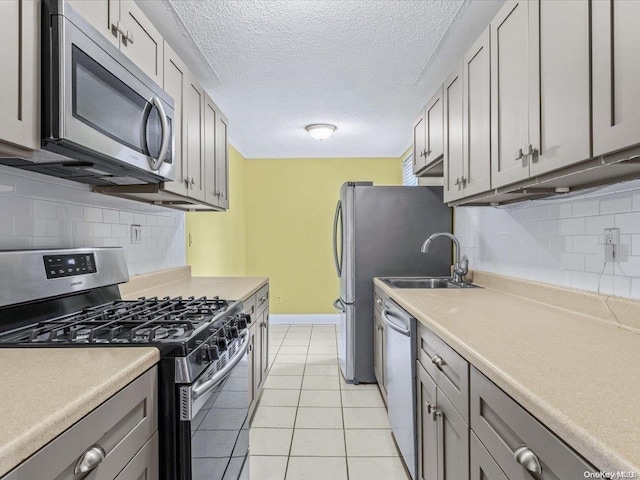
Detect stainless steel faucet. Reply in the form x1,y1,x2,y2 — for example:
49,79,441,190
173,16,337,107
420,232,469,284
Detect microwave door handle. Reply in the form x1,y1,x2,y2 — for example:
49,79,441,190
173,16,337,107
150,96,170,170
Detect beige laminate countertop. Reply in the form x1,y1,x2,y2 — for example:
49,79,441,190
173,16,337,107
121,275,269,302
375,276,640,474
0,347,159,477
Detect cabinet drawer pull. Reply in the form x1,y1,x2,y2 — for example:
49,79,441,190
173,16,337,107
376,298,383,305
259,296,267,304
514,446,542,474
74,445,106,476
431,354,444,368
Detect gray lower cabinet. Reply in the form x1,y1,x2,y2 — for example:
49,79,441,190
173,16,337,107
247,283,269,421
470,432,508,480
4,367,158,480
471,366,596,479
417,361,469,480
414,324,598,480
115,432,159,480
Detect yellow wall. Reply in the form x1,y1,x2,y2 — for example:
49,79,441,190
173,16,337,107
186,146,247,276
245,157,402,314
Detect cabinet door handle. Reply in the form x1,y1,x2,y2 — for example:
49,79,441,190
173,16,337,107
74,445,106,476
515,148,524,161
425,149,431,157
376,298,382,305
419,150,424,158
514,446,542,474
124,30,134,44
111,21,124,36
523,144,538,158
431,354,444,368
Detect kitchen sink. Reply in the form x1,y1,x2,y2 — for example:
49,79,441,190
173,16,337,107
380,277,481,289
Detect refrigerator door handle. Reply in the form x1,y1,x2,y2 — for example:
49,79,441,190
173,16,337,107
333,199,343,277
333,298,346,312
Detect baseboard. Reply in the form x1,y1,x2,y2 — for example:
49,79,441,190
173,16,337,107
269,314,340,325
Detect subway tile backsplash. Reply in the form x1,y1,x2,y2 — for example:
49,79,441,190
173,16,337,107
455,178,640,300
0,165,185,276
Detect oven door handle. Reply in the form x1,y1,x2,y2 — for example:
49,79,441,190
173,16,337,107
192,331,249,402
149,96,171,170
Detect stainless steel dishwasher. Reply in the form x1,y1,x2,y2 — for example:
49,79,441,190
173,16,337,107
381,299,417,480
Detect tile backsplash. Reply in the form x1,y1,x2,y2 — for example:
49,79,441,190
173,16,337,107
455,179,640,300
0,165,185,276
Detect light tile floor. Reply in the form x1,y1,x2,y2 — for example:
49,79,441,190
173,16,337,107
247,324,410,480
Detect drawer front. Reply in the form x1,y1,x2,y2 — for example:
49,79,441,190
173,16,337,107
114,431,159,480
470,367,596,479
5,367,158,480
470,432,508,480
256,284,269,315
243,293,257,320
418,324,469,422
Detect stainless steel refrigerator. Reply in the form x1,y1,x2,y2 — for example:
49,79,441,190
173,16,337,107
332,182,452,383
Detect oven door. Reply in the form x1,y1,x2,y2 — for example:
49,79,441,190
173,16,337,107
181,332,251,480
44,8,175,182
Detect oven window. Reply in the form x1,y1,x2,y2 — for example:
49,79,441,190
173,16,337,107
71,46,171,161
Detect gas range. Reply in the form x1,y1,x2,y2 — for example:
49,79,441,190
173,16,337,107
0,248,252,480
0,295,248,383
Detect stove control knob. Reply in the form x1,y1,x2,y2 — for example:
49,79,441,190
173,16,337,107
216,336,228,351
209,344,220,361
236,317,248,330
201,345,211,363
240,313,252,324
229,326,239,338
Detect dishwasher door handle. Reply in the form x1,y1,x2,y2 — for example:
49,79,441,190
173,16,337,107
381,308,411,336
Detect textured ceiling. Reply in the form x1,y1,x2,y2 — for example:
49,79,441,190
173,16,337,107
140,0,504,158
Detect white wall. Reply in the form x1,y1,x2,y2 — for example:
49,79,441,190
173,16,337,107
0,165,185,275
455,179,640,300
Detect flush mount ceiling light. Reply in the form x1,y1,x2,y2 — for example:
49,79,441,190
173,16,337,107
305,124,336,141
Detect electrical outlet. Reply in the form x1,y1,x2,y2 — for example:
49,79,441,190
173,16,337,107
604,228,620,262
276,296,283,304
131,224,142,245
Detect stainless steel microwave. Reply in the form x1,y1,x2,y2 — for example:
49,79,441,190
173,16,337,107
1,0,175,186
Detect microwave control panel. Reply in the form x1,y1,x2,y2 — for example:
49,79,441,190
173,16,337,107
43,253,97,279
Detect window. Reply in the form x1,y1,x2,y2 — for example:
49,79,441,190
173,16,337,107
402,154,418,186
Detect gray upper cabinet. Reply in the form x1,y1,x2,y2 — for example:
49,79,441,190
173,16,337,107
461,26,491,197
490,0,531,189
413,108,428,175
204,94,219,207
68,0,163,85
162,43,189,197
443,63,464,204
118,0,164,86
186,76,205,202
414,86,445,177
592,0,640,157
66,0,119,47
528,0,590,177
426,87,444,164
215,111,230,209
491,0,590,189
0,0,39,157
